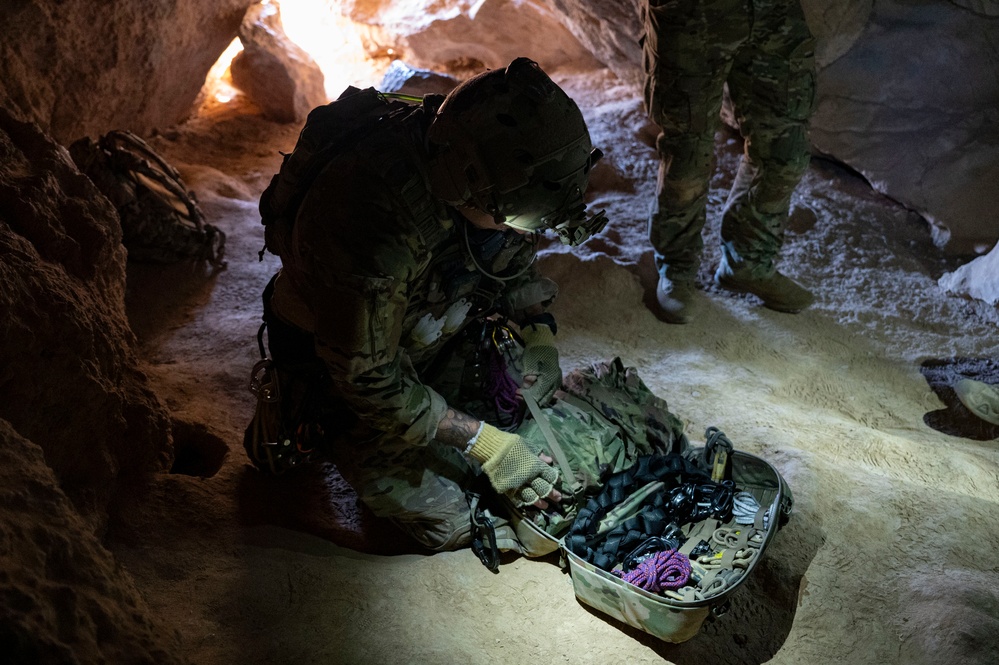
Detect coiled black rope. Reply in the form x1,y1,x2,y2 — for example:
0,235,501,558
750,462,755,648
565,453,736,572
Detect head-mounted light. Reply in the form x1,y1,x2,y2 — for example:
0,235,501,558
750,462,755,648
496,148,607,246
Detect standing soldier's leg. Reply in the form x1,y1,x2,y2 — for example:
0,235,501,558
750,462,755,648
643,0,749,323
714,0,817,312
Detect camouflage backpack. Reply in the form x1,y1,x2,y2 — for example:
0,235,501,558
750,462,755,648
499,356,793,644
69,130,226,268
513,357,690,536
256,86,427,261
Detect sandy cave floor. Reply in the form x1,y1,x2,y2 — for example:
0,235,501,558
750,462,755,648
106,68,999,665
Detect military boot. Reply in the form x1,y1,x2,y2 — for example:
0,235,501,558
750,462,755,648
656,274,697,324
714,253,813,313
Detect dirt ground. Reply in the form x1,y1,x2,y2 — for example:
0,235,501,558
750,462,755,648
107,67,999,665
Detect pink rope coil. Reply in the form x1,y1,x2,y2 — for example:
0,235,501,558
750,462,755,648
614,549,691,593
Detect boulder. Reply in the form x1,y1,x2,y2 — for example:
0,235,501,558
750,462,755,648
0,0,255,144
230,1,328,123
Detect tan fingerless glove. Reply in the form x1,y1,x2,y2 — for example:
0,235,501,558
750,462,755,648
468,423,559,507
519,323,561,405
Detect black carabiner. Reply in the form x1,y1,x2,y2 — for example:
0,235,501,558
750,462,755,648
466,491,501,573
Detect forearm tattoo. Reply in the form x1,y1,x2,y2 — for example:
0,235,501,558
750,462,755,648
436,407,482,448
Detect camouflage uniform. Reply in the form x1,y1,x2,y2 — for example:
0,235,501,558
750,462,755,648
262,96,558,552
642,0,817,281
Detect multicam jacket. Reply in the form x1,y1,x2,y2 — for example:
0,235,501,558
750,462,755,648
269,100,557,447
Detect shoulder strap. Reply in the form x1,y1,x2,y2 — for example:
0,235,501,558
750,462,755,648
523,393,585,503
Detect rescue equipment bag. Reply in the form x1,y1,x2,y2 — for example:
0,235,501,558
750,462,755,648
481,347,793,644
68,130,226,267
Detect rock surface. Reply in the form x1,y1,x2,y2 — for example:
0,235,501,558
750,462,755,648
939,240,999,305
0,109,173,526
807,0,999,253
230,2,328,122
346,0,602,73
0,0,255,145
0,419,186,665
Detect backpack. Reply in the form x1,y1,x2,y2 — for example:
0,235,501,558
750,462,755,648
257,86,427,261
68,130,226,268
500,357,793,644
511,358,689,535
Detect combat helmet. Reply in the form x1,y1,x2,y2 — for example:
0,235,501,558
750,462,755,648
426,57,606,246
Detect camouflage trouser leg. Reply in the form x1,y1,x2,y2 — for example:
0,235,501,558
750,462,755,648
332,434,538,554
642,0,748,281
330,331,537,555
720,0,816,277
329,430,476,551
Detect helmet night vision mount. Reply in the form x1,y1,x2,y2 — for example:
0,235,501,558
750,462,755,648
426,57,607,246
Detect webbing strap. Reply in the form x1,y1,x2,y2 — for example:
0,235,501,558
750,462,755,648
523,393,584,502
680,518,718,555
754,503,769,530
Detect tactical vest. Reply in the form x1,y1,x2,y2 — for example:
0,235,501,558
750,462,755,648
403,221,539,367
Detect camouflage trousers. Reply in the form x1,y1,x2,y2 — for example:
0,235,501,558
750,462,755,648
305,323,540,555
642,0,817,280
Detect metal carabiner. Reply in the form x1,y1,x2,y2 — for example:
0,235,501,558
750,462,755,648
249,358,281,403
466,491,501,573
702,426,734,482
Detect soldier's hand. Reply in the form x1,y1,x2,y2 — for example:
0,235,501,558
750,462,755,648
519,323,561,406
466,423,561,508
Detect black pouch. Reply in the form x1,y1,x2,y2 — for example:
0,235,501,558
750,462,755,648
243,276,353,473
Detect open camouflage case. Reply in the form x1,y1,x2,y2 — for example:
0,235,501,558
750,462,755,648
504,359,793,643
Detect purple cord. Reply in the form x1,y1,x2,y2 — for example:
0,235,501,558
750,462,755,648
614,549,691,593
486,350,521,417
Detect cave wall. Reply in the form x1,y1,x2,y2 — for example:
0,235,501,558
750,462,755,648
0,0,255,146
0,420,186,665
0,107,185,662
0,109,174,526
